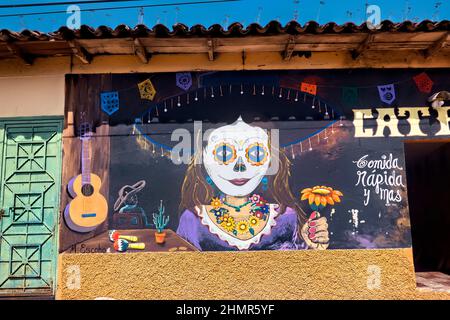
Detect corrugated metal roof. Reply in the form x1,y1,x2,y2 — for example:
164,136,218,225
1,20,449,42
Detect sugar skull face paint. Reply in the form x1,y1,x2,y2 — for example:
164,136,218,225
203,117,271,197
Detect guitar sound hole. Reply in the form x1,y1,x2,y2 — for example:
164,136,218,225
81,184,94,197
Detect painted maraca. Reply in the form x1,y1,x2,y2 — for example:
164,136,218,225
109,230,138,242
114,239,145,252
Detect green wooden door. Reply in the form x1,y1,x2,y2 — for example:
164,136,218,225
0,118,62,297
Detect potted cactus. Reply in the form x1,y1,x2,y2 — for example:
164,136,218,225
153,200,169,244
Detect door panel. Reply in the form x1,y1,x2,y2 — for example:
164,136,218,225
0,118,62,296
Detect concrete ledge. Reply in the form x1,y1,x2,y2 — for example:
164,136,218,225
55,248,449,300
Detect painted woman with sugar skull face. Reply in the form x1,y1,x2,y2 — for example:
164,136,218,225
177,117,329,251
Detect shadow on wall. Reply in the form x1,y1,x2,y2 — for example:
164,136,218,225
405,140,450,275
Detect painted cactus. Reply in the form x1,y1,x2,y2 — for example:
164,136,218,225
153,200,169,233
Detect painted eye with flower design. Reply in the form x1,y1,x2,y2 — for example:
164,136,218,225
213,143,237,165
245,142,268,166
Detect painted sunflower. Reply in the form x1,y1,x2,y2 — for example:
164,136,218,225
210,197,222,209
301,186,343,210
248,216,260,227
236,221,249,233
221,216,236,232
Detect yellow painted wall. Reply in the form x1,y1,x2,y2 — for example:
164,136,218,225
56,249,450,300
0,75,65,117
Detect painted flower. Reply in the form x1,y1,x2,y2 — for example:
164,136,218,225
210,197,222,209
221,216,235,232
236,221,249,233
216,213,229,224
300,186,343,209
248,216,259,227
253,211,265,219
260,205,270,214
249,194,261,204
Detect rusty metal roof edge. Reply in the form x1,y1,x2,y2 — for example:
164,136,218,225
0,19,449,42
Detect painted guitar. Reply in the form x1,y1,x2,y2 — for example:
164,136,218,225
64,123,108,233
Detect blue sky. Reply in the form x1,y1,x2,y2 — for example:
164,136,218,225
0,0,448,32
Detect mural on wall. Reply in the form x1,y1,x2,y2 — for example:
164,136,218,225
60,69,450,253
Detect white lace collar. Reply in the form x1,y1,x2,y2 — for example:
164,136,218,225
196,204,279,250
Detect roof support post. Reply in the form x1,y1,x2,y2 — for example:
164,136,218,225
207,38,216,61
424,32,448,59
352,33,375,60
5,42,33,65
133,38,150,64
68,40,92,64
283,36,296,61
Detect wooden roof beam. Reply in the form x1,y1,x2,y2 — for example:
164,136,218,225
68,40,92,64
207,38,216,61
133,38,150,64
423,32,448,59
351,33,375,60
283,36,296,61
5,42,33,65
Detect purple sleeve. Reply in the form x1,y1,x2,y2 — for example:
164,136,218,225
176,209,202,250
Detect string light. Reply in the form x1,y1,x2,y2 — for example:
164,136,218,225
135,84,341,159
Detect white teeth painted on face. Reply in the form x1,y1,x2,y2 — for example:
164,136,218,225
203,117,270,197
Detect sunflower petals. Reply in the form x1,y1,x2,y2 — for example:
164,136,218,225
332,194,341,203
308,194,315,205
326,196,335,205
314,195,322,206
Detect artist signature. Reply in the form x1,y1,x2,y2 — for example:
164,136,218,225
69,244,111,253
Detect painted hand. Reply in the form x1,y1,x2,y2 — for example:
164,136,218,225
301,211,329,250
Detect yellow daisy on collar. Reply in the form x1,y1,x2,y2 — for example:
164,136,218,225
210,197,222,209
248,216,259,227
236,221,249,233
221,217,235,232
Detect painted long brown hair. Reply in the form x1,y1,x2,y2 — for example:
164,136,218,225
179,130,307,233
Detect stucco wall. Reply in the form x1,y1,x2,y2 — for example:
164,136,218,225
55,248,450,300
0,75,65,117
